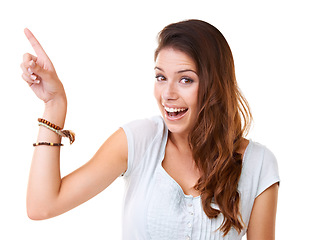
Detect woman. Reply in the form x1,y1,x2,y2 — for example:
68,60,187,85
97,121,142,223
21,19,279,239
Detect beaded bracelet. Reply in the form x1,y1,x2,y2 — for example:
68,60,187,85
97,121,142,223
33,142,63,147
38,118,63,130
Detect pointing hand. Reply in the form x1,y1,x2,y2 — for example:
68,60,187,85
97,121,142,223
21,28,66,104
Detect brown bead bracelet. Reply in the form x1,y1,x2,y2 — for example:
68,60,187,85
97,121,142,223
38,118,63,131
33,142,63,147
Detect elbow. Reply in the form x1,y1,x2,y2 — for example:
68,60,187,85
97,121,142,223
26,194,59,220
27,214,45,221
27,208,50,221
27,203,53,220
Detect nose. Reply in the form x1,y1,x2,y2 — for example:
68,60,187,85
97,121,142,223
162,82,178,101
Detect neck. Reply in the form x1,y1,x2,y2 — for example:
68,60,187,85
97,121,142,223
168,131,191,153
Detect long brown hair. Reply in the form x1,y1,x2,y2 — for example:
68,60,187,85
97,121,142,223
155,19,252,235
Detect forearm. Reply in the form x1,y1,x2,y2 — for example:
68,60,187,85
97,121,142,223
27,96,67,219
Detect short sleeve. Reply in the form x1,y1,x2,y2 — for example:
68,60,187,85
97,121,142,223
121,123,134,178
120,116,166,178
255,147,280,198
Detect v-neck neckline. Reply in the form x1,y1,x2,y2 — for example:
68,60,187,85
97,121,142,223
158,123,253,199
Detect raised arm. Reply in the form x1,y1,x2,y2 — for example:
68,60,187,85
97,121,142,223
21,29,127,220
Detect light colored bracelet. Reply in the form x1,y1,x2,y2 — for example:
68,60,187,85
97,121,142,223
38,122,61,135
38,122,75,144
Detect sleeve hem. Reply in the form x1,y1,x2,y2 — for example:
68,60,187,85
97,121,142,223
255,177,280,198
120,126,132,178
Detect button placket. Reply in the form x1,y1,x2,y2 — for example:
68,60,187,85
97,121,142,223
184,198,194,240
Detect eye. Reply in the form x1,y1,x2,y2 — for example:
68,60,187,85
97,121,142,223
180,77,193,84
155,74,166,82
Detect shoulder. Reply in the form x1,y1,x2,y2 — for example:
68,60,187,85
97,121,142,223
241,140,280,197
121,116,166,145
243,141,278,172
238,140,280,227
121,116,168,178
122,116,165,136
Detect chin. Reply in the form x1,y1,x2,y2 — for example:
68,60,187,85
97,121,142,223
162,115,193,136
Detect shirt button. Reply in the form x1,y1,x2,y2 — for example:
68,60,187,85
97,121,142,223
188,203,193,207
185,236,190,240
187,222,192,228
189,212,194,215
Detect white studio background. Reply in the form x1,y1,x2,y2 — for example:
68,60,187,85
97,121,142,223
0,0,308,239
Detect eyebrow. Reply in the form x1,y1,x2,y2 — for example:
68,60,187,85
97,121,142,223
154,66,197,75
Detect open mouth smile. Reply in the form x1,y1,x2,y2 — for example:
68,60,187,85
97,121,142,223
163,105,188,120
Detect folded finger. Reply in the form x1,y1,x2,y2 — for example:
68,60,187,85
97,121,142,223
22,73,40,85
20,62,28,74
23,53,37,66
20,62,35,79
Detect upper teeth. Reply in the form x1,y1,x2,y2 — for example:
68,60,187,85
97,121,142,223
164,106,187,113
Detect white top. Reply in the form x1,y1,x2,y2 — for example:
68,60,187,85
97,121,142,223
121,116,280,240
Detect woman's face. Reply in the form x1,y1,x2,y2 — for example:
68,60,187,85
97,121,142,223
154,48,199,136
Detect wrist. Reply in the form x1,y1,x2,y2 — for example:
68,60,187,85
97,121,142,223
45,94,67,110
43,95,67,128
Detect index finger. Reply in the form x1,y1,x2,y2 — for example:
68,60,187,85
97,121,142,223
24,28,49,60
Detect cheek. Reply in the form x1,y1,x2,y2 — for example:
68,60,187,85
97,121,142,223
153,84,161,102
184,86,199,109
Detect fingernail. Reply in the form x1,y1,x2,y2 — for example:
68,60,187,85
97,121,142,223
35,80,40,84
27,67,33,74
29,60,35,67
30,74,37,80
